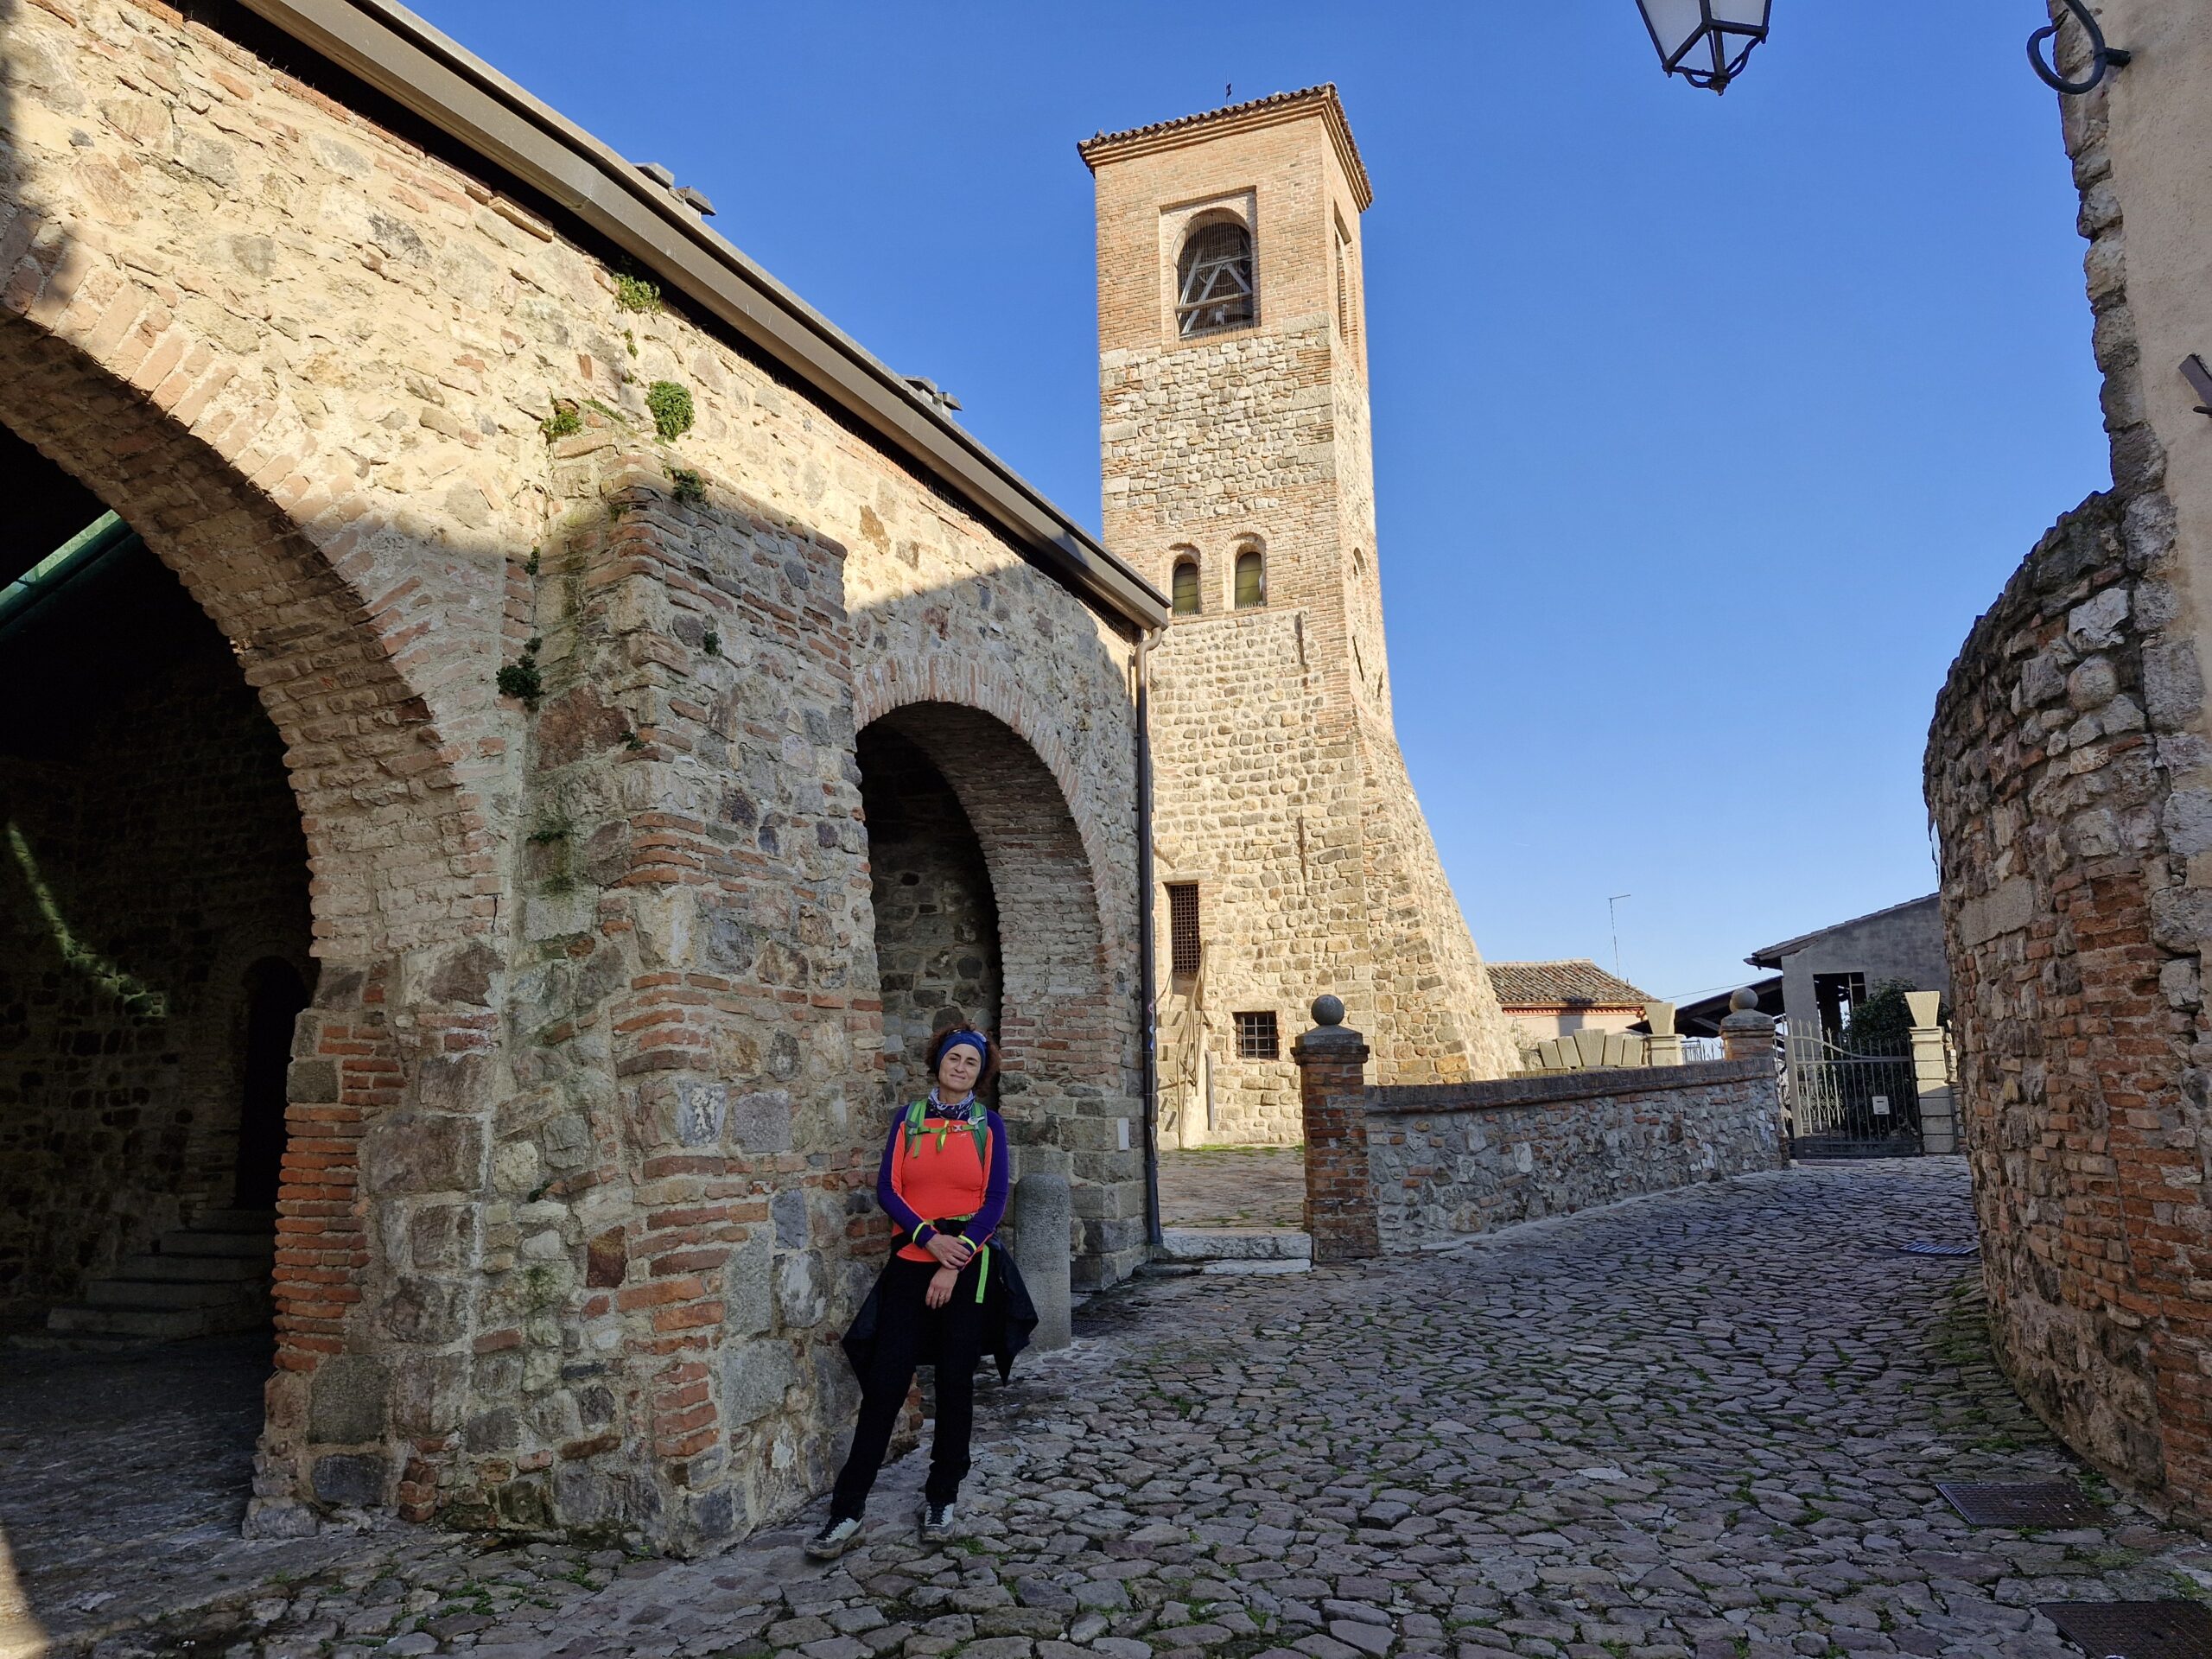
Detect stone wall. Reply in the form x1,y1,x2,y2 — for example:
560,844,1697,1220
1361,1060,1785,1254
0,589,310,1326
1086,91,1515,1147
1,0,1146,1549
1929,490,2190,1498
1926,1,2212,1513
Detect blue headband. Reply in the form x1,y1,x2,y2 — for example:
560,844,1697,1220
938,1030,988,1064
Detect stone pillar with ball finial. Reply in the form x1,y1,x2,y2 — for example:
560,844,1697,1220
1293,995,1380,1262
1719,986,1777,1063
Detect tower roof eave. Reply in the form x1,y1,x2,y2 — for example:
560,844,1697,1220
1077,85,1374,213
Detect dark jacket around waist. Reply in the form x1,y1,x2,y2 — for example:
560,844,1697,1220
840,1235,1040,1382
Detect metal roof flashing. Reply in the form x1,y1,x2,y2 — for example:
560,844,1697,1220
232,0,1166,632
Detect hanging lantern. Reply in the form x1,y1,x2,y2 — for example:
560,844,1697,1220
1636,0,1773,93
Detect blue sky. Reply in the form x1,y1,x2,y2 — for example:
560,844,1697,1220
423,1,2108,1007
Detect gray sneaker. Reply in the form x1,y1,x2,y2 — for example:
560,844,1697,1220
919,1501,958,1544
804,1515,862,1560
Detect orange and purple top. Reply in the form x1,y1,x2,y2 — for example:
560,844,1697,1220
875,1095,1010,1263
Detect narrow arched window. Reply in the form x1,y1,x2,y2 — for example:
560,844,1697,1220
1234,548,1265,609
1333,214,1359,347
1177,221,1255,338
1171,556,1201,616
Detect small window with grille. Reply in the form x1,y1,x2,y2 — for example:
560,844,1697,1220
1166,882,1201,977
1176,220,1255,338
1171,556,1200,616
1234,1010,1279,1060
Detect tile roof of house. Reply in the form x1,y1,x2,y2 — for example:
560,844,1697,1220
1077,85,1374,211
1486,960,1656,1011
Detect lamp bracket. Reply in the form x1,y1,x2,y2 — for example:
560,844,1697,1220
2183,356,2212,419
2030,0,2131,95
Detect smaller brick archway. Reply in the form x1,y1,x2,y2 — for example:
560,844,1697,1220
855,699,1135,1278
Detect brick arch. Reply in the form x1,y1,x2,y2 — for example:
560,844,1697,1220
0,314,491,964
851,652,1125,948
0,276,503,1528
859,700,1122,1215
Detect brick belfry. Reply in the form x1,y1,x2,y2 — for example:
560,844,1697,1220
1081,86,1516,1146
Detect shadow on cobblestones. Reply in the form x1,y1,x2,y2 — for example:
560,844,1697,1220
0,1331,333,1657
22,1161,2212,1659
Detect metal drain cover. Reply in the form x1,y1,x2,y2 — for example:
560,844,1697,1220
1898,1239,1980,1256
2037,1599,2212,1658
1938,1480,2109,1527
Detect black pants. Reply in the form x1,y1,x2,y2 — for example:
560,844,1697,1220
831,1254,986,1517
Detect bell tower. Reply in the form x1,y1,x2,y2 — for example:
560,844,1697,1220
1082,86,1516,1146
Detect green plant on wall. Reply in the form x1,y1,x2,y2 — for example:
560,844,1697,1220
670,466,706,505
498,635,545,705
540,400,582,442
646,380,694,442
613,272,662,315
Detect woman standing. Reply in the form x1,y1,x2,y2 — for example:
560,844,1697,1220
808,1025,1036,1557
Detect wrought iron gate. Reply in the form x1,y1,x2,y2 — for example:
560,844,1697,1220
1784,1034,1923,1158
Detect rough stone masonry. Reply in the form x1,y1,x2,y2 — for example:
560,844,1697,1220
1926,1,2212,1522
0,0,1158,1552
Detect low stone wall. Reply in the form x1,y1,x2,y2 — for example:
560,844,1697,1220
1363,1059,1785,1252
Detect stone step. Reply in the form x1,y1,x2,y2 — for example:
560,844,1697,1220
157,1230,275,1260
186,1208,276,1234
1154,1228,1313,1274
44,1302,240,1340
86,1275,264,1311
116,1249,269,1283
10,1328,163,1353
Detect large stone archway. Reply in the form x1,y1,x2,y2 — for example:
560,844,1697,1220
0,299,505,1532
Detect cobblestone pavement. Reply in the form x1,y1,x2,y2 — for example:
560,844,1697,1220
18,1160,2212,1659
0,1333,370,1659
1156,1150,1304,1230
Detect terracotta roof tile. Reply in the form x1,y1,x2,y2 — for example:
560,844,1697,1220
1077,85,1373,210
1487,960,1656,1011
